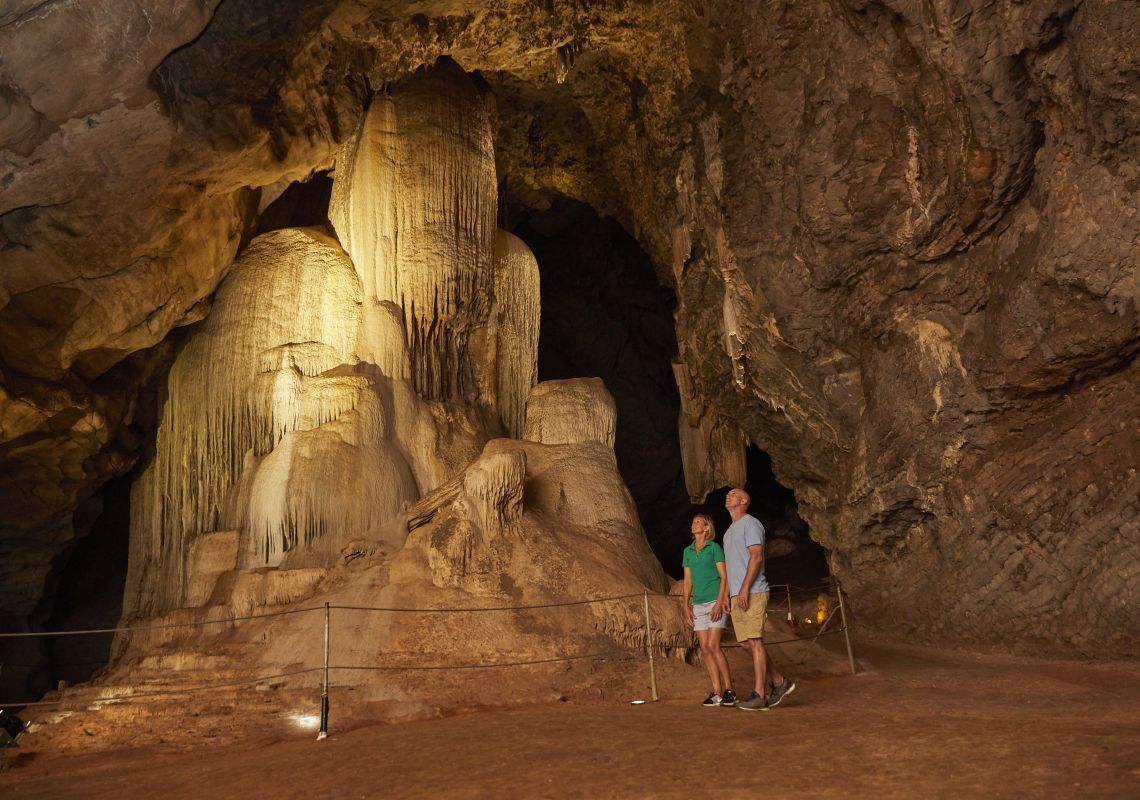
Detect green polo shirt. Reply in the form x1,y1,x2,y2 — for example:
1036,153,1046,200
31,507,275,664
682,541,725,605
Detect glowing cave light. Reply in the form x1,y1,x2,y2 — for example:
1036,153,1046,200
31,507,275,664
286,712,322,730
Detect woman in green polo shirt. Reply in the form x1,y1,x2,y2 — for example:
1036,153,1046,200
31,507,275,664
682,513,736,707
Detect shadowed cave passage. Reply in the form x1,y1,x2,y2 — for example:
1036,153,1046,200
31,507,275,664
508,197,828,585
254,171,334,236
37,473,131,694
507,195,693,574
697,447,830,590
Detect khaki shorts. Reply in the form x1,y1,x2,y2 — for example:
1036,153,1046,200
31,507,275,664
730,591,769,640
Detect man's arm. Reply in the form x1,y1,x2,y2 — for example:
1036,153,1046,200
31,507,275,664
735,543,764,611
712,561,729,621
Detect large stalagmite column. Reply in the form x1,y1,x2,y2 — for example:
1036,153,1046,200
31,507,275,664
491,230,541,439
126,60,542,620
329,58,499,402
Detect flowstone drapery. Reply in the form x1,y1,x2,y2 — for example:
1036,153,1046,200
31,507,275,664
126,62,546,620
492,230,541,440
328,59,498,402
126,228,431,616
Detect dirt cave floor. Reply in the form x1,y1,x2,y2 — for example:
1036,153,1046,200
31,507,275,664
4,637,1139,799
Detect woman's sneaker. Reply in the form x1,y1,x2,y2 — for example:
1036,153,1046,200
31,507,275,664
737,691,770,711
721,689,738,707
701,693,723,707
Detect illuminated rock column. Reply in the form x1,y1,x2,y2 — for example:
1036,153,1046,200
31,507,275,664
330,59,498,401
491,230,540,439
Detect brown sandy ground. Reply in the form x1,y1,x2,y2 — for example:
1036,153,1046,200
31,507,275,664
4,638,1139,799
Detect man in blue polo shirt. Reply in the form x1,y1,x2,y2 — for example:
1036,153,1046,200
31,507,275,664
724,487,796,711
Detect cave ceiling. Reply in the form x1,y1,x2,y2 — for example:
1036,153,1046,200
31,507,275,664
0,0,1137,656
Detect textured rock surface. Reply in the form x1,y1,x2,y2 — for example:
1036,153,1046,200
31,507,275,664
524,377,616,448
328,59,498,400
0,0,1136,696
19,426,692,751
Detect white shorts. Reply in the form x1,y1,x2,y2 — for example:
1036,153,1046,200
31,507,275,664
692,600,727,631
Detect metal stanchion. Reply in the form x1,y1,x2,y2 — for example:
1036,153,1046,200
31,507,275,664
642,591,659,701
318,601,330,740
834,579,857,676
785,585,794,628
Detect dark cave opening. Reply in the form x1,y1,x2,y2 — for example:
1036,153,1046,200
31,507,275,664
696,446,830,589
41,472,132,690
506,194,694,576
254,170,334,236
506,194,828,588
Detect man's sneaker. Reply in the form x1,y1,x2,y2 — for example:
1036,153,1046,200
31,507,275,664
737,691,770,711
701,693,723,707
767,677,797,708
721,689,738,707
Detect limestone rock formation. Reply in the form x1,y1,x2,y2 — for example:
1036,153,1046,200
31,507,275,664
26,405,686,749
328,59,498,401
492,230,541,440
25,58,690,732
125,61,549,627
524,378,616,448
126,226,436,617
0,0,1137,710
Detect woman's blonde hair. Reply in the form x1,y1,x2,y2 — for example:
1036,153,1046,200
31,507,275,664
691,513,716,539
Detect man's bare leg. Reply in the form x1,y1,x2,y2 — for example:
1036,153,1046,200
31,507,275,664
752,638,784,696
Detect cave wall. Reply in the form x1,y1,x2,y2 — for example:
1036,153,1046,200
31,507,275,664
692,0,1139,653
0,0,1136,666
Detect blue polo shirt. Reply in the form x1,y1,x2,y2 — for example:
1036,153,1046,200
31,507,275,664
724,514,769,595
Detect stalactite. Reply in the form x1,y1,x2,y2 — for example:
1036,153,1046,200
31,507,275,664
673,359,747,502
492,230,541,439
329,58,498,401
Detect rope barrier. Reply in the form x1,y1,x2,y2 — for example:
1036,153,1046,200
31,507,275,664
329,652,623,672
1,668,323,709
330,592,647,614
0,588,840,638
0,606,322,639
646,626,849,650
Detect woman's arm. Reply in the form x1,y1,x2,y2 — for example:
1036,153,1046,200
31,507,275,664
682,566,694,625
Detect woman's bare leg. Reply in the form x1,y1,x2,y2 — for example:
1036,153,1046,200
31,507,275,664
707,626,733,693
696,628,723,695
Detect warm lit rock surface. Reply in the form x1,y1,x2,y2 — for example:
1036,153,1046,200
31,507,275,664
0,0,1137,704
44,420,686,742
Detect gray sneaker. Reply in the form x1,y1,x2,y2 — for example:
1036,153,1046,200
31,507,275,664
701,692,723,707
767,678,796,708
737,691,770,711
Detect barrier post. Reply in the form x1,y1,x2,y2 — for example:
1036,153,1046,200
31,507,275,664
642,591,659,701
318,601,330,740
785,585,794,628
834,579,857,675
